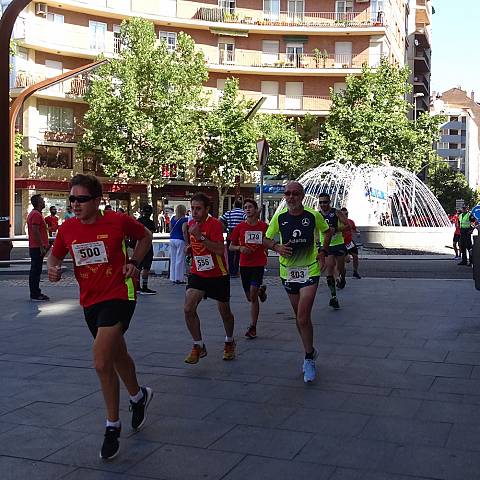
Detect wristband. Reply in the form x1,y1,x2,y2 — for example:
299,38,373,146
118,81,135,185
127,259,139,268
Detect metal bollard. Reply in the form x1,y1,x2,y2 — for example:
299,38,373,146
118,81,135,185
473,236,480,290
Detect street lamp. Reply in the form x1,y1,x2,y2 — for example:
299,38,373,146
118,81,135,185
413,92,424,125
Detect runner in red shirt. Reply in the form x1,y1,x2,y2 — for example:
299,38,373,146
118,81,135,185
450,211,461,258
27,194,50,301
184,192,235,364
47,174,154,460
340,207,361,279
229,198,267,339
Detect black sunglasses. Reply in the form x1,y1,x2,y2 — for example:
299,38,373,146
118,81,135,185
319,200,330,204
69,195,95,204
284,191,301,197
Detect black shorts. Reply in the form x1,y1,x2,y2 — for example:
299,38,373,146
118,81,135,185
346,244,359,255
453,234,460,243
187,273,230,303
322,244,347,257
83,299,136,338
282,276,319,295
240,266,265,294
139,247,154,271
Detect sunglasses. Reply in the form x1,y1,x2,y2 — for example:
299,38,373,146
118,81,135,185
69,195,95,204
319,200,330,205
284,191,301,197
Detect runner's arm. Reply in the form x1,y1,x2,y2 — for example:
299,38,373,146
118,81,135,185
47,253,64,282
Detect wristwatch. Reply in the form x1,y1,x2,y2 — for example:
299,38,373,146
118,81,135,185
199,235,206,242
127,259,139,268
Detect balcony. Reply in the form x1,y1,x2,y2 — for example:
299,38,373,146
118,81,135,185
413,75,429,96
416,0,432,26
209,51,376,75
414,47,431,73
13,17,116,58
12,70,88,100
194,8,385,28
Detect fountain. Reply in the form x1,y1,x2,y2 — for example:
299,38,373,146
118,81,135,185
280,161,453,251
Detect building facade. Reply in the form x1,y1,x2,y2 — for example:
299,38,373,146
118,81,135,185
10,0,410,232
432,88,480,190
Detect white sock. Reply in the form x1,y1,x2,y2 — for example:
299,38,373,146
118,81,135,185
106,419,121,428
130,388,144,403
194,340,204,347
225,336,234,343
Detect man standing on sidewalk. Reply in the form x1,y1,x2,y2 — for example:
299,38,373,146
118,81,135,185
27,194,50,301
458,205,476,266
48,174,154,460
45,205,59,238
220,199,245,277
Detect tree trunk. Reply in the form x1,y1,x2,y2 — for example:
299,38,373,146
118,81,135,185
217,185,226,217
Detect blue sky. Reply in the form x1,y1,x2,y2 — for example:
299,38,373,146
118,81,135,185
431,0,480,97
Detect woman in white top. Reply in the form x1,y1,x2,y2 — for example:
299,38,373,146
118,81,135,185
169,204,188,283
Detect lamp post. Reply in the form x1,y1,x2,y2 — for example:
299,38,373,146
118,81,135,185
413,92,424,126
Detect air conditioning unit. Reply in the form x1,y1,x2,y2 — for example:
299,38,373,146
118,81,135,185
35,3,48,16
356,0,370,3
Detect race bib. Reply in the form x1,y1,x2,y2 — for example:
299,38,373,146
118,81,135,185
194,254,214,272
245,230,263,245
286,266,309,283
346,241,355,249
72,241,108,267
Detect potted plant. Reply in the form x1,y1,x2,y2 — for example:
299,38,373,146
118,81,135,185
313,48,329,68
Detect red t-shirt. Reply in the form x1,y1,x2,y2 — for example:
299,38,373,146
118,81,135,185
52,210,147,307
342,218,357,245
230,220,268,267
188,216,228,278
27,209,49,248
450,214,460,235
45,215,59,235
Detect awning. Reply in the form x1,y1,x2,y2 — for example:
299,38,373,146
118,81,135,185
210,28,249,37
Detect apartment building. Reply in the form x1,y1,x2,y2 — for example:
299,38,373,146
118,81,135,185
431,88,480,190
10,0,410,232
406,0,432,119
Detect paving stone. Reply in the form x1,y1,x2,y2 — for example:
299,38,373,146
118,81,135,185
445,350,480,365
415,400,480,424
266,387,350,410
359,416,452,447
430,377,480,396
222,455,334,480
388,347,448,362
407,361,473,378
209,424,312,459
61,469,147,480
11,381,99,404
0,425,86,460
127,444,243,479
446,423,480,452
339,394,422,418
0,456,75,480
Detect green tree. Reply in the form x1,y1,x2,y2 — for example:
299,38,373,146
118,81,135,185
254,113,305,177
427,160,479,213
80,18,208,200
320,58,443,172
14,133,25,165
200,78,257,214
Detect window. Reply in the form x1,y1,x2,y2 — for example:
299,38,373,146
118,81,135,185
216,78,226,99
441,128,448,135
219,0,235,13
333,82,347,94
89,21,107,52
449,129,459,135
335,1,353,20
461,143,466,149
261,81,278,109
461,117,467,124
159,31,177,52
83,153,106,176
37,145,73,169
449,116,458,122
38,105,74,133
46,13,64,23
113,25,121,54
286,43,303,67
264,0,280,20
288,0,304,21
262,40,279,65
218,41,235,64
437,142,448,149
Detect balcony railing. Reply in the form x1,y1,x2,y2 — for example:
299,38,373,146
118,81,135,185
194,9,385,27
210,52,374,70
414,48,431,67
14,71,88,97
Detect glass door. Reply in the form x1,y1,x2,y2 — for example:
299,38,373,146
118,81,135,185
288,0,304,23
264,0,280,21
286,43,303,67
218,42,235,65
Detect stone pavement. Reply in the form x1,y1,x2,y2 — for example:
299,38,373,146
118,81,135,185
1,273,480,480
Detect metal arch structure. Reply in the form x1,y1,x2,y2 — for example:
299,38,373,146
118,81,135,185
0,0,32,254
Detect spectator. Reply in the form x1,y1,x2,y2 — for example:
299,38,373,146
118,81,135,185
458,205,476,266
45,205,59,238
169,204,188,284
165,212,171,233
158,210,165,233
137,205,157,294
220,199,245,277
104,204,112,211
27,194,50,301
63,204,74,220
449,210,460,259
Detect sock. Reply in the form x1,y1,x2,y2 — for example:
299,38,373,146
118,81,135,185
130,388,144,403
225,336,234,343
106,419,121,428
327,275,337,297
194,340,204,348
305,349,316,360
142,278,148,289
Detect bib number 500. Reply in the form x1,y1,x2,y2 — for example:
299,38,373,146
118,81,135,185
72,241,108,266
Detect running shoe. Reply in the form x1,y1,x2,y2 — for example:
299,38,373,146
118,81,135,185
30,294,50,301
139,287,157,295
329,297,340,309
184,344,207,364
258,285,267,303
353,271,361,279
337,275,346,289
245,325,257,339
223,341,236,361
100,426,121,460
302,349,318,383
129,386,153,431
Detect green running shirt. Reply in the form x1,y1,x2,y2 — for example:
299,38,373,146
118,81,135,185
266,206,329,280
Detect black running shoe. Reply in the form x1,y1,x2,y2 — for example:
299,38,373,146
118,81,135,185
129,386,153,430
353,271,361,279
258,285,267,303
100,426,121,460
329,297,340,309
139,287,156,295
30,294,50,301
337,276,346,289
